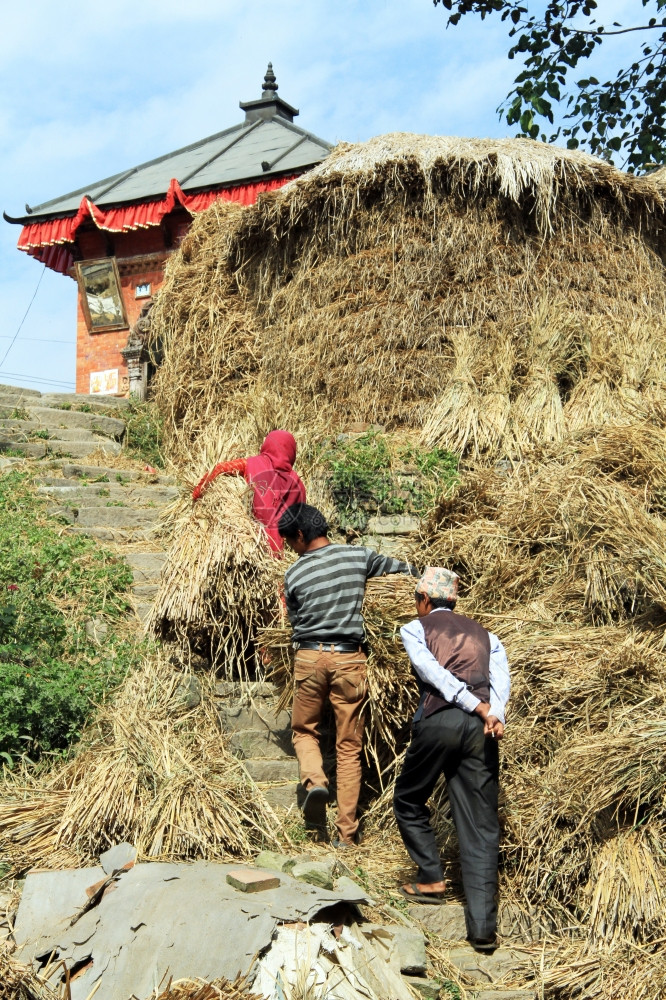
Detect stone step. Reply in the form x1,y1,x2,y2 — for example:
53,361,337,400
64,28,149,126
68,525,159,544
215,681,280,700
229,729,294,760
132,584,159,600
38,392,130,411
0,406,125,439
259,782,299,811
245,758,299,783
36,483,178,504
58,463,176,485
218,704,291,733
445,946,532,985
125,551,168,581
134,602,153,624
0,383,41,398
411,902,546,946
0,439,121,459
0,421,102,441
74,506,159,529
474,992,535,1000
37,489,175,510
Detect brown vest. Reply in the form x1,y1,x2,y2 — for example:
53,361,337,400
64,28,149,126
418,610,491,718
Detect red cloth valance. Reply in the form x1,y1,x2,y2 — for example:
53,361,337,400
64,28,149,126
18,176,297,275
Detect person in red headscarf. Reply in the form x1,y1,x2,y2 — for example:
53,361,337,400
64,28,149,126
191,430,306,553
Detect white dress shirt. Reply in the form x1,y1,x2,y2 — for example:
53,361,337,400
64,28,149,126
400,608,511,723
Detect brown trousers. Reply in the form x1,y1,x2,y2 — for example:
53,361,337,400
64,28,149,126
291,647,367,844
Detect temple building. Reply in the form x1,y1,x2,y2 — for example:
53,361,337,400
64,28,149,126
4,66,332,396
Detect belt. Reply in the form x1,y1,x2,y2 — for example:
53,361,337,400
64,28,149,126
296,641,362,653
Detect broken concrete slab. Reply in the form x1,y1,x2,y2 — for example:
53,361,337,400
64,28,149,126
99,843,137,875
361,923,427,975
14,861,372,1000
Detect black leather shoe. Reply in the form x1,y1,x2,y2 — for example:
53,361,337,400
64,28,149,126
302,786,329,828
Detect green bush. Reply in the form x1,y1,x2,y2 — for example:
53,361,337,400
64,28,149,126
323,432,458,531
0,471,138,761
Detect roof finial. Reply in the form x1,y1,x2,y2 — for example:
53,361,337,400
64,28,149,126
262,62,278,98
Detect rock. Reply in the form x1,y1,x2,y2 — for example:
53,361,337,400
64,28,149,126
226,869,280,893
389,925,428,975
403,976,440,999
409,903,467,941
100,842,137,874
366,514,420,536
175,676,202,710
85,618,108,644
253,851,296,873
291,860,335,890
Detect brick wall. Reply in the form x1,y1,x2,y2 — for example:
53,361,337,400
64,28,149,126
75,228,170,394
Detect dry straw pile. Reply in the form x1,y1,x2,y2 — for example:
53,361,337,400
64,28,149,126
144,133,666,995
149,133,666,463
0,654,283,873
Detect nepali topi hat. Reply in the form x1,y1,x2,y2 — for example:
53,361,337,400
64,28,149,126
416,566,459,601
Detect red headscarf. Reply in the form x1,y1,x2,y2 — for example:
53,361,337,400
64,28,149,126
245,431,306,552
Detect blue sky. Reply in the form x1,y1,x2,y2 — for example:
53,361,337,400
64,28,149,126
0,0,644,392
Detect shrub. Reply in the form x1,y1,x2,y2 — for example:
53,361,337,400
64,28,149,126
0,471,139,760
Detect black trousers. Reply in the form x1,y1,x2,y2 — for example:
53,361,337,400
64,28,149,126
393,706,500,941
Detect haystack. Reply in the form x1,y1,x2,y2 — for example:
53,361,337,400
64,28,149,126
149,133,666,462
0,653,283,873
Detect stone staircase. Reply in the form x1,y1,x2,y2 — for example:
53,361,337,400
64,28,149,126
0,383,127,459
34,461,175,623
216,681,300,812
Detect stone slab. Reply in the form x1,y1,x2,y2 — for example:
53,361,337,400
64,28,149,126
38,392,130,411
215,680,279,699
409,902,467,941
23,406,126,439
226,869,280,892
75,506,158,528
218,704,291,732
259,783,299,811
253,851,296,873
59,463,175,485
229,729,293,759
366,514,420,536
125,552,168,582
0,383,41,398
244,758,300,782
446,946,532,984
37,484,178,505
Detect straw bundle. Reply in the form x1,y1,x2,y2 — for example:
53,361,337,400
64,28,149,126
149,476,282,674
145,976,261,1000
0,948,59,1000
148,134,666,462
0,654,283,872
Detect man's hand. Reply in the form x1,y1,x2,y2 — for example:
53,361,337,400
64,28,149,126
484,715,505,740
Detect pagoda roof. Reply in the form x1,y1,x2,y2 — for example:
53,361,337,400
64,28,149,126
7,65,332,224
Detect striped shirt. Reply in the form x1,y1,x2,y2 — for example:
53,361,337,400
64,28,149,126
284,543,417,643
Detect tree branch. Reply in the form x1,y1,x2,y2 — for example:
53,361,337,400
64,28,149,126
574,24,666,37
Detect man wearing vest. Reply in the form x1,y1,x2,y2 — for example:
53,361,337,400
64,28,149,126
393,566,510,952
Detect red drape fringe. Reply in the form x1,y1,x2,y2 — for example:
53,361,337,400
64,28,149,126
18,176,297,275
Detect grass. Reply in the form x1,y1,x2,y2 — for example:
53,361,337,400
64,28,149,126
321,431,458,531
121,399,165,468
0,469,141,762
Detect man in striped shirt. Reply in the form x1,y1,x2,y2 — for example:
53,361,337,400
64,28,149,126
278,502,418,847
